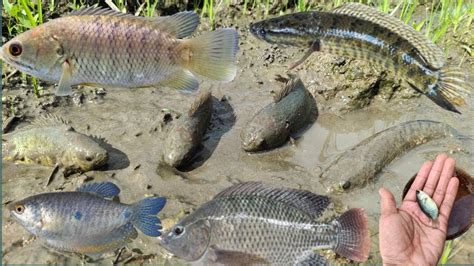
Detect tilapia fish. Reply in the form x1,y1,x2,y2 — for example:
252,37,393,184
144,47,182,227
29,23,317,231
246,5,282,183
8,182,166,255
0,7,238,96
416,190,439,220
320,120,459,193
161,182,370,265
162,90,212,168
241,74,314,151
250,3,471,113
2,114,108,173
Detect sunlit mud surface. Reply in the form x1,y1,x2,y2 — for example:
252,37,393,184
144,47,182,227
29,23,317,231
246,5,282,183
2,10,473,265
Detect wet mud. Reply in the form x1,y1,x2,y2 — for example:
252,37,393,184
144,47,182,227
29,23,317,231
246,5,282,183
2,5,474,265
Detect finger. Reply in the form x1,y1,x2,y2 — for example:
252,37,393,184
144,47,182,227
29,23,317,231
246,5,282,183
404,161,433,202
379,187,397,216
432,157,456,206
423,154,448,196
438,177,459,229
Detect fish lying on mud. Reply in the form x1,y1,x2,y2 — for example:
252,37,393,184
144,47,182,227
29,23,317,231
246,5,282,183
161,182,370,265
8,182,166,255
250,3,471,113
2,114,108,174
320,120,459,193
0,7,238,96
162,90,212,168
241,74,315,151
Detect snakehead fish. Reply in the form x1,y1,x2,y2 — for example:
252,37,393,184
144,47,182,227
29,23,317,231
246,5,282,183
162,90,212,168
8,182,166,255
240,74,315,151
320,120,459,193
0,7,238,96
250,3,471,114
161,182,370,265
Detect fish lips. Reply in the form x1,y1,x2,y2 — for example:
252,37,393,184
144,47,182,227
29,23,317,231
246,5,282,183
249,22,267,40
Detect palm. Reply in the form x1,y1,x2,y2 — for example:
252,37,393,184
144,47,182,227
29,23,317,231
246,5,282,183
379,155,459,265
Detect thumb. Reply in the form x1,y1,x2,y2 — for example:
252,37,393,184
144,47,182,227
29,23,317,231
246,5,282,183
379,187,398,216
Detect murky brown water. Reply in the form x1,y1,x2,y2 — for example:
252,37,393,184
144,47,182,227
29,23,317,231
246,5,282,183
2,10,473,265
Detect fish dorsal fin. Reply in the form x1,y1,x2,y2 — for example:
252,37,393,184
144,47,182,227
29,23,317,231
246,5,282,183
273,74,303,103
67,6,129,17
77,182,121,198
215,182,331,218
153,11,200,39
188,90,212,117
332,3,445,69
68,7,200,38
26,114,74,131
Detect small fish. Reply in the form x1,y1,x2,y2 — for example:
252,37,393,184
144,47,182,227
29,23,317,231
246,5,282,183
2,114,108,174
162,90,212,168
250,3,471,113
240,74,315,151
320,120,459,193
416,190,439,220
8,182,166,255
161,182,370,265
0,7,238,96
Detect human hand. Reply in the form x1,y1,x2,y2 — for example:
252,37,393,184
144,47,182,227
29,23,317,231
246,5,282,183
378,154,459,266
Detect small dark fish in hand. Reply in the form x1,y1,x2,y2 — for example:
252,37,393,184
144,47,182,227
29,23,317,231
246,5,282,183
161,182,370,265
8,182,166,256
162,90,212,168
250,3,471,113
241,74,315,151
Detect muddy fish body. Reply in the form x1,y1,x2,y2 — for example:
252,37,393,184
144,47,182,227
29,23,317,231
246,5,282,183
162,90,212,168
2,115,107,173
416,190,439,220
241,75,314,151
8,182,166,255
250,3,470,113
320,120,458,193
0,7,238,96
161,182,370,264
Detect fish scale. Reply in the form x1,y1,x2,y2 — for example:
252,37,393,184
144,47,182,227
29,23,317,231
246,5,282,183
161,182,370,265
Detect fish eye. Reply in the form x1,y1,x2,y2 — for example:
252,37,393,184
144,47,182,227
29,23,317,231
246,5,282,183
85,155,93,162
9,43,23,56
259,28,266,36
174,225,185,236
15,204,25,214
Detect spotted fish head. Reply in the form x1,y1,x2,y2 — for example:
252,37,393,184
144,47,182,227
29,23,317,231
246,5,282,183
8,197,43,235
0,22,65,81
161,218,211,261
249,14,311,47
63,136,109,172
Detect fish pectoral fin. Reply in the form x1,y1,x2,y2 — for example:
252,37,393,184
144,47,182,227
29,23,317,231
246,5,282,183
289,40,321,70
295,251,329,266
77,182,121,198
56,61,74,96
157,70,199,92
207,246,270,265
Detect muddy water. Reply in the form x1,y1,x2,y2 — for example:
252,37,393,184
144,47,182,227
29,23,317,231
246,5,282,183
2,14,473,264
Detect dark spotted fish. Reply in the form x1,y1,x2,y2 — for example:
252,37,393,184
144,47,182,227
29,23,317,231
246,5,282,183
8,182,166,255
162,90,212,168
161,182,370,265
250,3,471,113
240,74,315,151
320,120,459,193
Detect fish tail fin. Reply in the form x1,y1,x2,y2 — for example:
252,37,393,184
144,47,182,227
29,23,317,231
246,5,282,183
426,66,472,114
132,197,166,237
333,208,370,262
181,28,238,82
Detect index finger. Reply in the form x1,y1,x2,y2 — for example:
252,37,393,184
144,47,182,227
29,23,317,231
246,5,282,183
404,161,433,202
